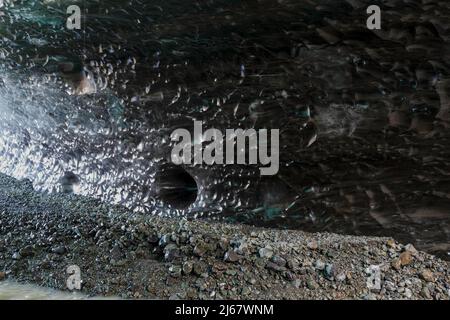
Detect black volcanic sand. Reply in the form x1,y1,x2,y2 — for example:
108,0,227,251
0,174,448,300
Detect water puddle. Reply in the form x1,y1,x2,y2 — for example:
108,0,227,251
0,280,90,300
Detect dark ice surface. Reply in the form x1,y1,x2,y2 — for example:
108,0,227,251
0,0,449,259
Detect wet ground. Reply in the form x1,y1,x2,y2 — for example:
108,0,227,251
0,0,449,260
0,280,88,299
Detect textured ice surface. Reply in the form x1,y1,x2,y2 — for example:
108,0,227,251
0,0,449,257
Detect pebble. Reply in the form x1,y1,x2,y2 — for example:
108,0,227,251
362,293,377,300
386,239,396,248
218,238,229,251
307,240,319,250
323,264,334,280
399,251,413,266
391,258,402,270
292,279,302,289
336,272,346,282
182,261,193,275
405,244,418,255
52,246,66,255
12,252,21,260
326,249,338,258
193,261,207,276
271,255,287,267
169,293,180,300
258,247,274,259
169,265,182,278
193,243,208,257
421,286,432,299
287,259,299,270
241,287,251,296
19,246,34,257
392,250,414,270
385,281,396,292
314,259,325,270
419,269,435,283
266,261,286,272
226,269,237,276
159,234,171,247
404,288,413,298
147,233,159,244
164,247,180,261
306,279,319,290
224,250,241,263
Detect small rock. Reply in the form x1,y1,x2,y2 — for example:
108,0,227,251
419,269,435,283
193,261,207,276
404,244,418,255
224,250,241,263
169,293,180,300
235,240,249,255
159,234,171,247
287,259,299,270
178,232,189,244
421,286,432,299
391,258,402,270
258,247,274,259
110,245,122,259
323,264,334,280
218,238,229,251
386,239,396,248
314,259,325,270
404,288,413,299
225,269,237,276
52,246,67,255
326,249,338,258
212,262,227,273
399,251,413,266
284,271,295,281
306,279,319,290
147,233,159,244
163,243,179,259
169,265,182,278
362,293,377,300
193,243,208,257
241,287,251,296
292,279,302,288
336,272,346,282
266,261,286,272
182,261,193,275
307,240,318,250
385,281,396,292
12,252,21,260
114,259,127,267
271,255,287,267
19,246,34,257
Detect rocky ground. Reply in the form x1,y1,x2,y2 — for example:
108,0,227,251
0,173,449,300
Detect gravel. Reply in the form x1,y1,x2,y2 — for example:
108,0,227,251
0,173,449,300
